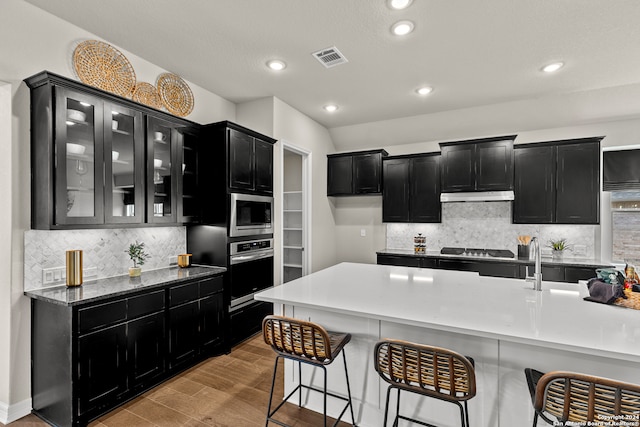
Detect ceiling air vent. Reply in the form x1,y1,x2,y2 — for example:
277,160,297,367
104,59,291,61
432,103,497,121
312,46,348,68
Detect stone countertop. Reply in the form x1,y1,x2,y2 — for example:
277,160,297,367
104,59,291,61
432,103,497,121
24,265,226,306
376,248,613,268
255,262,640,362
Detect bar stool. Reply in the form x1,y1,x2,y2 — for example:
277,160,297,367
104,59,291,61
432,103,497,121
262,315,357,427
374,339,476,427
524,368,640,427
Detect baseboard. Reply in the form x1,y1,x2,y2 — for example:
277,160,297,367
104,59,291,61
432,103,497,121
0,398,32,424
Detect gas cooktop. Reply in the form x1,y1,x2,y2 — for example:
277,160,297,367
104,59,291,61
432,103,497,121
440,247,515,258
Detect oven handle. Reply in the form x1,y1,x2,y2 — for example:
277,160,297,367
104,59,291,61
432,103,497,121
230,250,274,265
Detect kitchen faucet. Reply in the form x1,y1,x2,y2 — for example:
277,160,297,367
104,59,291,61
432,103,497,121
525,237,542,291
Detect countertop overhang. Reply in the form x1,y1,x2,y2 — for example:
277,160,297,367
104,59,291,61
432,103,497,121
24,265,226,306
255,262,640,362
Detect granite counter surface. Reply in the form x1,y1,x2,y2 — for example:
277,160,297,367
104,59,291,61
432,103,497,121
377,248,613,268
24,265,226,306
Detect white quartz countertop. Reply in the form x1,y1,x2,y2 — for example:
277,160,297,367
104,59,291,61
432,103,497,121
255,262,640,362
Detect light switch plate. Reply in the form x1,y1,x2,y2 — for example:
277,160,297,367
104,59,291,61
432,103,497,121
574,245,587,256
360,229,366,237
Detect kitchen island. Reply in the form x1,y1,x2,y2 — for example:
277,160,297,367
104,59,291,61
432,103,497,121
255,262,640,427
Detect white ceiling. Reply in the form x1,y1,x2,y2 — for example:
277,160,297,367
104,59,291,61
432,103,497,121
24,0,640,149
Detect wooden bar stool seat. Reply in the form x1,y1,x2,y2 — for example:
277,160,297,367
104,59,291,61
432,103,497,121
374,339,476,427
262,315,357,427
524,368,640,426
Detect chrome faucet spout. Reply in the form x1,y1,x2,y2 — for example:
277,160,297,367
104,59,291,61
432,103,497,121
525,237,543,291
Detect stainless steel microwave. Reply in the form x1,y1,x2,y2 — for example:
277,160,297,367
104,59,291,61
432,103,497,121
229,193,273,237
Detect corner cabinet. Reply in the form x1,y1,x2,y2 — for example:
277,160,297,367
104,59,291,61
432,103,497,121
327,149,388,196
440,136,515,192
382,153,441,223
513,137,601,224
25,71,200,229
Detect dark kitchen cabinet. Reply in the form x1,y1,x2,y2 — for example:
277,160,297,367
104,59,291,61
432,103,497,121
30,272,225,427
199,122,277,225
513,145,555,223
146,116,180,224
556,142,600,223
513,138,601,224
327,149,388,196
377,252,609,283
440,136,515,192
25,71,201,229
382,154,441,223
377,254,437,268
228,129,274,194
168,277,224,369
77,324,128,417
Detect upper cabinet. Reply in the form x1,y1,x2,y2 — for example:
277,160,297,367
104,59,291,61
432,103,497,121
513,137,601,224
327,149,388,196
440,136,515,192
382,154,441,223
26,71,199,229
198,121,276,225
228,129,274,194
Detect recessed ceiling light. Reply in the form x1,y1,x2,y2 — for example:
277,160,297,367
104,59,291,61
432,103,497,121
391,20,415,36
416,86,433,96
266,59,286,71
541,62,564,73
323,104,339,113
388,0,413,10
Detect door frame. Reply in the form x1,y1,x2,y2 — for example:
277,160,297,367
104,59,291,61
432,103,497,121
280,140,312,282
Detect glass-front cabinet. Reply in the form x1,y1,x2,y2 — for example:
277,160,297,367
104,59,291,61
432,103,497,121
26,71,199,229
105,103,144,224
147,116,178,224
55,87,104,225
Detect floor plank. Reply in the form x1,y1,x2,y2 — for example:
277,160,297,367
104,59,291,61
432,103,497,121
2,334,353,426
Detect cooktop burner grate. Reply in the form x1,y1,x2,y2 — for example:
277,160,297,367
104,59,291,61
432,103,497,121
440,247,515,258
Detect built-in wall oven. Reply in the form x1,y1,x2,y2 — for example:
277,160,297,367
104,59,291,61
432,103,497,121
229,193,273,237
228,238,274,312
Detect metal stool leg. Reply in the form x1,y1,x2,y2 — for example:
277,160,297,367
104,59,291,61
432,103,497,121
464,400,470,427
383,386,392,427
265,356,280,427
393,388,400,427
298,360,302,407
342,350,357,426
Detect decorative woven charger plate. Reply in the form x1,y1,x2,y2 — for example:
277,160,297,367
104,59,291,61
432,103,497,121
73,40,136,97
614,288,640,310
132,82,163,110
156,73,194,117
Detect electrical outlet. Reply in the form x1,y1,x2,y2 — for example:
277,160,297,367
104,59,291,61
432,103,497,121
169,256,178,266
360,229,366,237
43,266,66,284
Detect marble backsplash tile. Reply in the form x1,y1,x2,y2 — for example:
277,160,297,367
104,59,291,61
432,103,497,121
24,227,186,291
386,202,596,258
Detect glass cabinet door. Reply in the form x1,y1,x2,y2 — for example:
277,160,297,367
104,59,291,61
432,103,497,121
104,103,144,224
178,128,199,223
55,87,104,225
147,116,178,223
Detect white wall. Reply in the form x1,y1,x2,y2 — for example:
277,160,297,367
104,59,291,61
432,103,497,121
0,0,237,421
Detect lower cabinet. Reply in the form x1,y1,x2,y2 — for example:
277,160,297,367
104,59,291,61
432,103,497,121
377,253,607,283
229,301,273,346
31,274,225,427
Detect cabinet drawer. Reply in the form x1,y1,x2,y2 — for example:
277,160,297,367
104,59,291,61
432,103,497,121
199,277,223,297
78,300,127,334
169,282,198,307
128,290,165,319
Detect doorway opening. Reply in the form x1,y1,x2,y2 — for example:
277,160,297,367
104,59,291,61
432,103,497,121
281,142,311,283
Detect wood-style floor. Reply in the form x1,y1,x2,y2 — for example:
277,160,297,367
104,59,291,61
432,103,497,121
2,334,352,426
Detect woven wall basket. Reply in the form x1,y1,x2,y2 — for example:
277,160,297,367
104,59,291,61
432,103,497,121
132,82,163,110
73,40,136,98
156,73,194,117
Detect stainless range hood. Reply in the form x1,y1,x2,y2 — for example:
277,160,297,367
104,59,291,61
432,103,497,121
440,190,515,202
